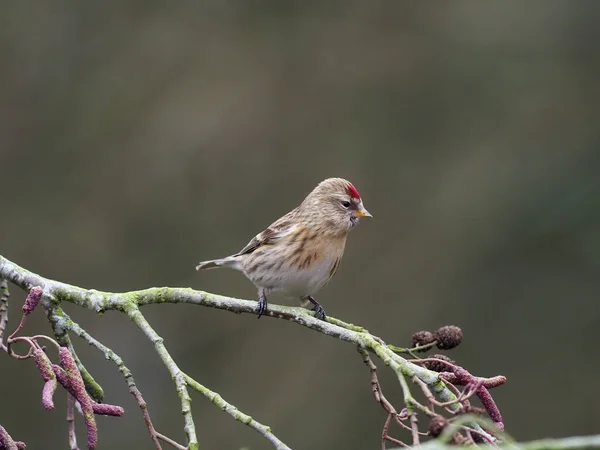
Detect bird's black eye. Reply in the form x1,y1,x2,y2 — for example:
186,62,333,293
341,200,351,208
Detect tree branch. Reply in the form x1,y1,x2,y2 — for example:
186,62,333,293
0,279,9,352
0,254,481,449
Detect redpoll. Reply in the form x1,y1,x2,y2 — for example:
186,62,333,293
195,178,372,320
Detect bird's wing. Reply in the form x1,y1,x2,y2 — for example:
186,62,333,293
235,211,298,256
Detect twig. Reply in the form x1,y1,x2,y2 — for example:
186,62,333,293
359,348,400,418
155,432,187,450
397,371,428,445
381,413,409,448
124,304,198,448
397,371,434,417
389,341,437,358
183,373,291,450
67,393,80,450
360,348,430,446
412,376,437,411
382,414,391,450
410,412,420,446
385,435,409,448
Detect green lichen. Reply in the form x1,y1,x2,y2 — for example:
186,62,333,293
78,354,105,402
46,304,105,402
327,316,367,332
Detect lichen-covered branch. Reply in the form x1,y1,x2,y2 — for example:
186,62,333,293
0,279,9,351
0,255,459,396
0,254,489,449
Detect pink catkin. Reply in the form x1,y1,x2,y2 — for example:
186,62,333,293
456,369,506,389
22,287,43,315
440,372,506,390
33,349,57,410
59,348,98,450
92,403,124,417
476,386,504,430
0,425,18,450
52,364,70,389
484,375,507,389
442,366,504,430
42,378,57,411
33,349,55,382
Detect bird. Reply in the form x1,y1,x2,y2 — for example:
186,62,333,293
195,177,372,320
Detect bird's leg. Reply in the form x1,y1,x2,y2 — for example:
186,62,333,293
256,288,268,319
307,296,327,321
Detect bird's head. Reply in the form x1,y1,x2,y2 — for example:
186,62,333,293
299,178,372,234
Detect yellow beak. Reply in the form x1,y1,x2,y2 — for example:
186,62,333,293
355,205,373,218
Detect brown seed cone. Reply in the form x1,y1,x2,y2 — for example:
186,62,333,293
411,330,435,351
434,325,463,350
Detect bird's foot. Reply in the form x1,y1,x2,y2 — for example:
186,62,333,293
307,296,327,321
312,304,327,321
256,295,268,319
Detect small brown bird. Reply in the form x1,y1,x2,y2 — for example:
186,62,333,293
195,178,372,320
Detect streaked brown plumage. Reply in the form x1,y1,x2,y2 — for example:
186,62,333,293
195,178,372,320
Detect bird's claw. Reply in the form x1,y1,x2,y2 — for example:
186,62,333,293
312,304,327,321
306,295,327,321
256,297,267,319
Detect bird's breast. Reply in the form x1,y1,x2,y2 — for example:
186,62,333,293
270,235,347,298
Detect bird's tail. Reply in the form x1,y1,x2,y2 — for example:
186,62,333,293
195,256,239,271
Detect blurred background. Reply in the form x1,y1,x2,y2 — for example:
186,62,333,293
1,2,600,449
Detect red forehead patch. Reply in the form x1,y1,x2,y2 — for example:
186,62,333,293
346,183,361,199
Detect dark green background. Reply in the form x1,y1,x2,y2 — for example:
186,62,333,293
2,2,599,449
